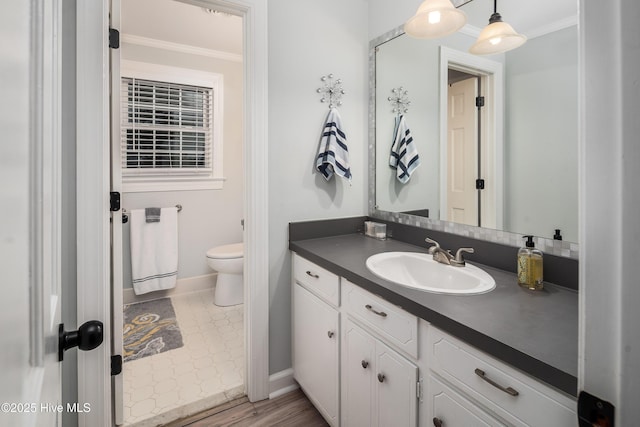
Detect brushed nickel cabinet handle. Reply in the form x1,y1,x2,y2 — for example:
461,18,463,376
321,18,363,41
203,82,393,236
306,271,320,278
361,360,369,369
433,417,443,427
377,373,385,383
327,331,334,338
474,368,519,396
365,304,388,317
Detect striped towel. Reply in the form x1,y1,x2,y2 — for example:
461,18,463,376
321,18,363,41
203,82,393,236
316,108,352,183
389,115,420,183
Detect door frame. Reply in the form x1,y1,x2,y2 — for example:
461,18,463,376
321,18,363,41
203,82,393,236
75,0,269,425
439,46,503,230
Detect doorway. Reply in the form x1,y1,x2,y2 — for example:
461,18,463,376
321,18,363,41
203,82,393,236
439,46,504,231
112,1,245,425
72,0,267,424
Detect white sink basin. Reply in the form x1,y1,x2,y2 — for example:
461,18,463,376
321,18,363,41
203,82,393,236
365,252,496,295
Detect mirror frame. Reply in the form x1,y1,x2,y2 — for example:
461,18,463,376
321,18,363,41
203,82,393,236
367,25,579,259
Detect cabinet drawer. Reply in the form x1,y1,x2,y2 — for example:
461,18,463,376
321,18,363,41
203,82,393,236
343,279,418,359
428,327,576,426
428,374,505,426
293,253,340,307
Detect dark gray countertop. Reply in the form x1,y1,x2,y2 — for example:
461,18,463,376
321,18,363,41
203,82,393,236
290,233,578,397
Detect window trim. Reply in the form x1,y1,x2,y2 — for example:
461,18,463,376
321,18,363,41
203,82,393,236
120,60,224,192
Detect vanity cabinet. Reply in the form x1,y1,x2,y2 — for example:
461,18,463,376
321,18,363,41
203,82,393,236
343,318,418,427
292,255,340,426
291,252,577,427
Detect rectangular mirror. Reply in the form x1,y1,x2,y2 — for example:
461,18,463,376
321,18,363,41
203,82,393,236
369,0,579,246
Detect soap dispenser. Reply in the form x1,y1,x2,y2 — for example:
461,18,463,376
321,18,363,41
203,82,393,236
517,235,544,290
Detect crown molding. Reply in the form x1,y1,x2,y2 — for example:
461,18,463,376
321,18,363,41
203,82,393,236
121,33,243,62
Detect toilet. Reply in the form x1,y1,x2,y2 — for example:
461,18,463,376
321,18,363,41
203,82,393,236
206,243,243,306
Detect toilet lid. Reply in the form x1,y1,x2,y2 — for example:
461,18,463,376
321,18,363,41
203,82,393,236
206,243,243,259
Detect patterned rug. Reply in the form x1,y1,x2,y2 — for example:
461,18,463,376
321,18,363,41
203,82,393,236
123,297,183,362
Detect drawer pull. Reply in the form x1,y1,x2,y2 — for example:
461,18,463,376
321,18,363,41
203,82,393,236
377,373,385,383
365,304,388,318
474,368,519,396
306,271,320,279
327,331,335,338
432,417,443,427
361,360,369,369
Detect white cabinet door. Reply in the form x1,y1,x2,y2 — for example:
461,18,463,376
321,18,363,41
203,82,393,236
344,319,418,427
428,374,505,427
293,283,340,425
376,341,418,427
344,319,376,427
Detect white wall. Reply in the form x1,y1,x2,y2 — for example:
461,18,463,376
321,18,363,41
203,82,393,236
268,0,369,373
120,44,244,288
580,0,640,423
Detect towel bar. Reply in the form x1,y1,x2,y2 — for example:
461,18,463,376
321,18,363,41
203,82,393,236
121,204,182,224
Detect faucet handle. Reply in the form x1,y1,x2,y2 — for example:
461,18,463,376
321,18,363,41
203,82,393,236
425,237,440,254
453,247,474,266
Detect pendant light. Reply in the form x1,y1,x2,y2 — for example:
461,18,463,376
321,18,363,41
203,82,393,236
469,0,526,55
405,0,467,39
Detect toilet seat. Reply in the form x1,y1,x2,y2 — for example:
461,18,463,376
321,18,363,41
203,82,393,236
206,243,243,259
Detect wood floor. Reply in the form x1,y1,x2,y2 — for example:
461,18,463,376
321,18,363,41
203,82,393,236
165,388,329,427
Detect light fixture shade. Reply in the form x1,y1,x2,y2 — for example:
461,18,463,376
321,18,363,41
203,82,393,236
404,0,467,39
469,18,526,55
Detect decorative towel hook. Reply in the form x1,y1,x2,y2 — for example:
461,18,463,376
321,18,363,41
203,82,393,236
388,87,411,115
317,74,346,109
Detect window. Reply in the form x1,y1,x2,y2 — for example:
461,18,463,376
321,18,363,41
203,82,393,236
120,61,223,191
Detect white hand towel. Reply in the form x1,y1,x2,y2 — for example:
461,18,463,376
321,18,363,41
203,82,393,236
316,108,352,183
389,115,420,183
130,207,178,295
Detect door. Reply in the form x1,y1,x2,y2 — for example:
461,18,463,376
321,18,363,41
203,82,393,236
447,77,479,226
109,0,125,424
293,284,340,425
2,1,63,425
343,319,375,427
376,341,418,427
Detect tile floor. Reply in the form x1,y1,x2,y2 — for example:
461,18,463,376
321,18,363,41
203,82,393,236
123,289,244,427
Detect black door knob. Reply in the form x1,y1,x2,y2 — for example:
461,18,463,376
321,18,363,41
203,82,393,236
58,320,104,361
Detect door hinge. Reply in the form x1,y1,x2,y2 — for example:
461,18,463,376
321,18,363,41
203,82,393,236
109,28,120,49
416,378,423,401
476,96,485,108
111,355,123,376
110,192,121,212
476,179,485,190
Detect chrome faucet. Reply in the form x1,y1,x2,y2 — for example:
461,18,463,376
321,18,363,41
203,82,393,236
425,238,474,267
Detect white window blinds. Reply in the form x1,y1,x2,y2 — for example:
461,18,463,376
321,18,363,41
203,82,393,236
121,77,213,175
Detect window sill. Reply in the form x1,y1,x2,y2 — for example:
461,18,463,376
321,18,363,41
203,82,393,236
123,177,226,193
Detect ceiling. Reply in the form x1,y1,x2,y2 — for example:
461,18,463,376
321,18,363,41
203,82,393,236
121,0,577,57
121,0,243,54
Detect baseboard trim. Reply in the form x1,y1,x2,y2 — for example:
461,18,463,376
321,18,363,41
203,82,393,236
123,273,216,305
268,368,298,399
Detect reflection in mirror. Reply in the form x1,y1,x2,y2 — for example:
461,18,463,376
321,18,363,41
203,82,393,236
371,1,578,244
